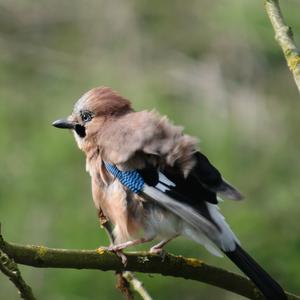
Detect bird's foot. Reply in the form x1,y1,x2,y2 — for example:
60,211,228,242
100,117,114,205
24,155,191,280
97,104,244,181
149,246,166,261
99,246,128,266
115,250,128,266
106,244,127,252
99,238,153,266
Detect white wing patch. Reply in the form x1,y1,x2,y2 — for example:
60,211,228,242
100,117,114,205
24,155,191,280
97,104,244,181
155,172,176,192
158,172,176,187
155,183,170,192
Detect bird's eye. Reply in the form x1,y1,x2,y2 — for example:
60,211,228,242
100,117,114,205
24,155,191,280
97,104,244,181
81,111,93,123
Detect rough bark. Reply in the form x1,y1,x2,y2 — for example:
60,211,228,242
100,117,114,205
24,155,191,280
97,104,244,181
0,234,298,300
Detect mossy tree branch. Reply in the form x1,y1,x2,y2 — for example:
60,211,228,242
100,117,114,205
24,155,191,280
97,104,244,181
0,249,36,300
0,225,36,300
0,230,299,300
265,0,300,92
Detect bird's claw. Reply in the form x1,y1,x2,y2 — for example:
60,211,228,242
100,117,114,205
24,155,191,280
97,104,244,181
106,245,125,252
101,246,128,266
116,250,128,266
149,247,166,261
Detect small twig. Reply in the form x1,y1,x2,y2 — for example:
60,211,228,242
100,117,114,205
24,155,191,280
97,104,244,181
0,224,36,300
265,0,300,92
116,272,134,300
123,271,153,300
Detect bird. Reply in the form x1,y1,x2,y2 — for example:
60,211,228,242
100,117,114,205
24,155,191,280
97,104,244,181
52,86,287,300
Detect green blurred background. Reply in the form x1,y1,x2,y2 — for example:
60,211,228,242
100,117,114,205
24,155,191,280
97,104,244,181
0,0,300,299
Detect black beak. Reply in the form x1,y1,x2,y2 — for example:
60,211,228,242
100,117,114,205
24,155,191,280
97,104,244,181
52,119,75,129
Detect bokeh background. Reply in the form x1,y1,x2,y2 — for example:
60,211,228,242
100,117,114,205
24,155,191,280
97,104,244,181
0,0,300,299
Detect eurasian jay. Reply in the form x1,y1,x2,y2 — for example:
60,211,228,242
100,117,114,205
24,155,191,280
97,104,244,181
53,87,286,299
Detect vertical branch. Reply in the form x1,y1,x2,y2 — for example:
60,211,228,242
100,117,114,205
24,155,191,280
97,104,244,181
264,0,300,92
123,272,153,300
116,272,134,300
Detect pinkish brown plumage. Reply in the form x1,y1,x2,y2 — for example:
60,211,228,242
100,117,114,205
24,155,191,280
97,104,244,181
77,87,198,174
74,87,199,243
53,86,242,246
52,86,286,300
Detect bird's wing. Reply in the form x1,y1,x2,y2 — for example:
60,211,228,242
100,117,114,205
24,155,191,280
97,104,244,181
104,156,240,251
190,151,243,200
100,110,242,200
100,111,287,299
101,110,242,249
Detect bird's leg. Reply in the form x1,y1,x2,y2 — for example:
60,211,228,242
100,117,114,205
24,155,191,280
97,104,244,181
149,235,178,256
101,237,154,266
107,237,154,252
97,210,131,264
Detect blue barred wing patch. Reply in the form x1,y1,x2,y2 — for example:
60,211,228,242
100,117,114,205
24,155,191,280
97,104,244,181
104,162,145,193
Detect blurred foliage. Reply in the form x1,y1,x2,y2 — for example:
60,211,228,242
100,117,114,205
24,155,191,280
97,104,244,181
0,0,300,299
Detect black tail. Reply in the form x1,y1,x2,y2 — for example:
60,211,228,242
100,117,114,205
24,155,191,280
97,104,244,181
225,244,287,300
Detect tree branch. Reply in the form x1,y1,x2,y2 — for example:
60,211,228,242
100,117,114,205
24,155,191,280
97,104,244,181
122,271,153,300
116,272,134,300
0,226,36,300
0,235,298,300
265,0,300,92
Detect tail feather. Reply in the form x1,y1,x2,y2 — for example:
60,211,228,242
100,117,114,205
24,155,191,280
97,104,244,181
225,244,287,300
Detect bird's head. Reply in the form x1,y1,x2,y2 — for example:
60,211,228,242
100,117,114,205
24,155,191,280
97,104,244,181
52,86,132,151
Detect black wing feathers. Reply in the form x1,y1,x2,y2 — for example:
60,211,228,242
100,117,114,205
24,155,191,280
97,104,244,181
192,152,223,187
163,166,218,204
138,166,159,186
192,152,243,200
137,150,242,228
137,164,220,228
